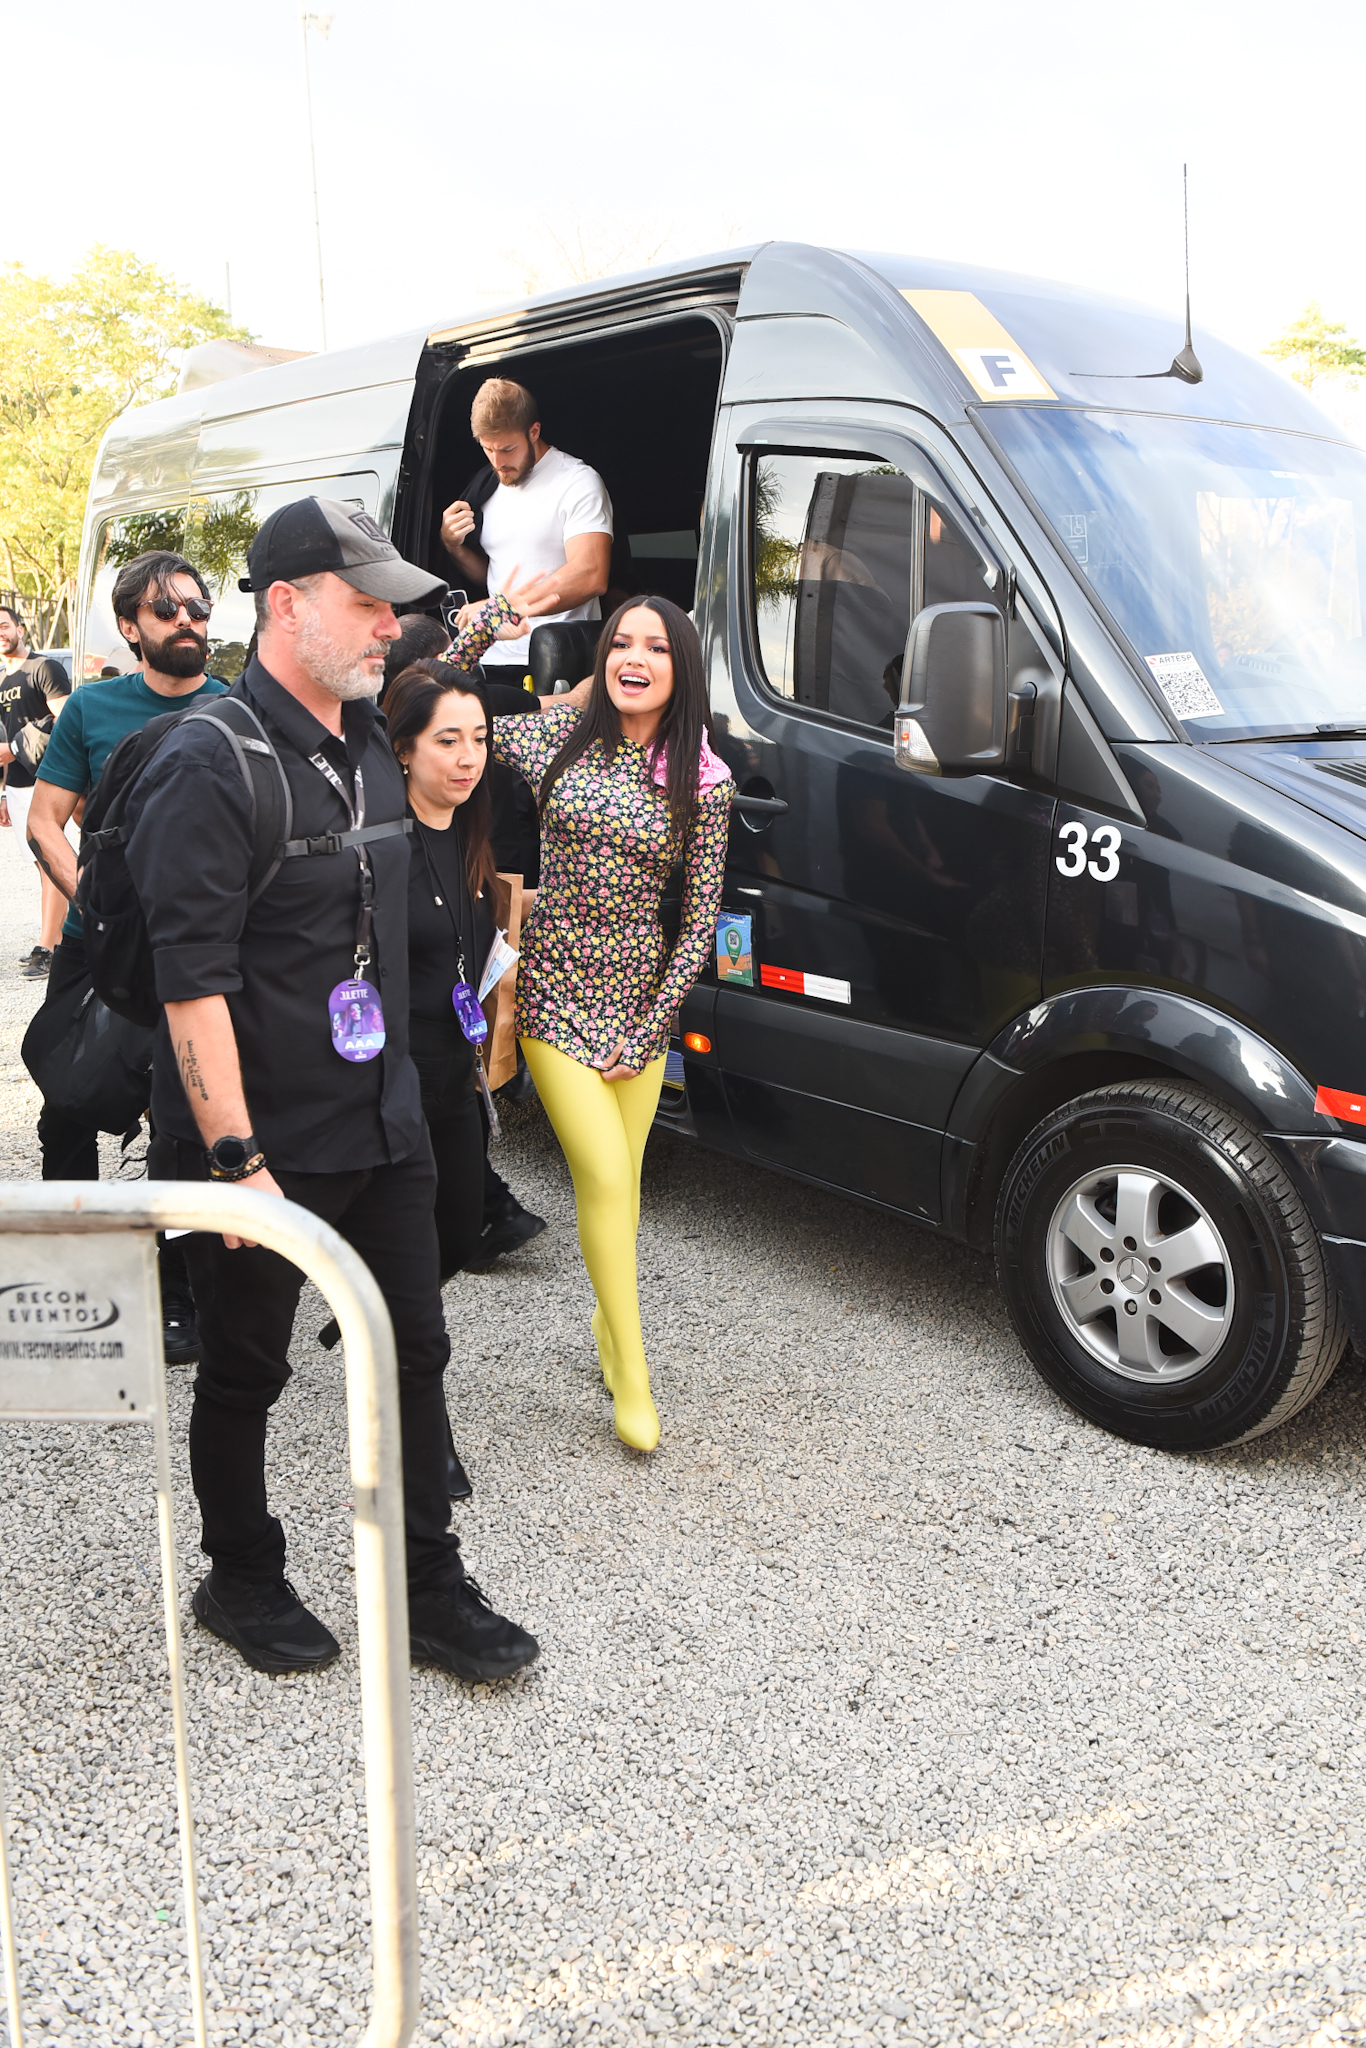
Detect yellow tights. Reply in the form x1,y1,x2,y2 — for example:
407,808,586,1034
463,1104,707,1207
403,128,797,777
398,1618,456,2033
520,1037,666,1451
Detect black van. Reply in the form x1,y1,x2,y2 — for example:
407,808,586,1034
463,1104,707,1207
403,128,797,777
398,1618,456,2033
77,241,1366,1452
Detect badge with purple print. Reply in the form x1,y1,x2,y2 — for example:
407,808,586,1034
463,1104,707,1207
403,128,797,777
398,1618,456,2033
329,978,386,1062
451,980,488,1045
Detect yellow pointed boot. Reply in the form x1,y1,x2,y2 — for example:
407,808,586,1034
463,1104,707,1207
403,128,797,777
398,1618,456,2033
611,1363,660,1453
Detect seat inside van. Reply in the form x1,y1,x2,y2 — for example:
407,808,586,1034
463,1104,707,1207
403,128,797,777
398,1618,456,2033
414,314,727,615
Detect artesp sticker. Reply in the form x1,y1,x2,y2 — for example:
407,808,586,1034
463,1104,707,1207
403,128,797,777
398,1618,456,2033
1145,652,1224,721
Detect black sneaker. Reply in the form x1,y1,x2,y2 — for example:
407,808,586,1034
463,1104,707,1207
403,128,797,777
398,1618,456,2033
192,1570,340,1674
18,945,45,966
20,947,52,980
464,1192,546,1270
408,1578,539,1681
162,1289,200,1366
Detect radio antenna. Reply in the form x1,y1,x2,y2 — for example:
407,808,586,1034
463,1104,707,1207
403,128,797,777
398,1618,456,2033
1168,162,1203,383
1072,162,1204,385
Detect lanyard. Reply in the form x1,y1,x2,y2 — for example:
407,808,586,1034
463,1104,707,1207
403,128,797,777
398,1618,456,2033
308,750,376,976
414,815,474,986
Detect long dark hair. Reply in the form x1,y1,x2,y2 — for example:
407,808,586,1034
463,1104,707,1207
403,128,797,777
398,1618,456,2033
384,659,497,897
539,597,711,840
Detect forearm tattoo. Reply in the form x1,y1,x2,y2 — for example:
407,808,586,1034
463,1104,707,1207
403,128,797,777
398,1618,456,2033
179,1040,209,1103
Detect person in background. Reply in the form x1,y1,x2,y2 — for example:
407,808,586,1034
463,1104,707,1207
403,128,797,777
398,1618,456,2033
380,610,453,700
491,598,731,1453
125,497,538,1683
439,378,612,681
26,552,226,1365
0,605,71,978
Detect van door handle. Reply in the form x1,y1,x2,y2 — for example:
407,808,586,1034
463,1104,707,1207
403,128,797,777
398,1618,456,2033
730,794,788,816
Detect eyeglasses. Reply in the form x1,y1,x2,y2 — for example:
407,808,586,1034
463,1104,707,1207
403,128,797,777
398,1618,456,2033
141,595,212,623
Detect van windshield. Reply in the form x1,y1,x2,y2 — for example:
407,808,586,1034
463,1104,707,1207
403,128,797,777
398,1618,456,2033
984,407,1366,740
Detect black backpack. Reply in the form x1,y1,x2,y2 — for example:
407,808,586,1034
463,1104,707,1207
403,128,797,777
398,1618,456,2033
76,695,293,1028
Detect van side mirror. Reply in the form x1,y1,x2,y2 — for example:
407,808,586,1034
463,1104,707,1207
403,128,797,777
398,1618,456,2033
894,602,1007,775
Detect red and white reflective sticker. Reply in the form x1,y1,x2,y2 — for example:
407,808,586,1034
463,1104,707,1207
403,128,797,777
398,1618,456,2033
759,964,851,1004
1315,1086,1366,1125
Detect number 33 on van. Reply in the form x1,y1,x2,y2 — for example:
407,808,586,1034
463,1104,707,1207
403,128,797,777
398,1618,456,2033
1054,820,1122,881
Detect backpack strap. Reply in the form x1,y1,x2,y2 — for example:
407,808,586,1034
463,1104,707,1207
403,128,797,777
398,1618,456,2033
283,817,413,858
182,698,293,905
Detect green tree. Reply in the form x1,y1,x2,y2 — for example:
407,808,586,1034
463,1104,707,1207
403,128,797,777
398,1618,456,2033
1264,302,1366,391
0,246,244,643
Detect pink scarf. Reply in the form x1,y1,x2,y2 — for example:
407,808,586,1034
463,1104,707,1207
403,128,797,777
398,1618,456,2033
649,732,732,795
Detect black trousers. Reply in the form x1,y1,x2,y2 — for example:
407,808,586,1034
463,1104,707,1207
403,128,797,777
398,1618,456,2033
151,1133,461,1595
37,934,100,1181
410,1017,486,1282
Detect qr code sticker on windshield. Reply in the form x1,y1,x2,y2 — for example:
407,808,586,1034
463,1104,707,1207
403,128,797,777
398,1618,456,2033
1145,652,1224,720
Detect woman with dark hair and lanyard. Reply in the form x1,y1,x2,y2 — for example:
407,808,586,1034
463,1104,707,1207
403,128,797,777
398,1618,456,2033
492,597,731,1454
386,660,500,1298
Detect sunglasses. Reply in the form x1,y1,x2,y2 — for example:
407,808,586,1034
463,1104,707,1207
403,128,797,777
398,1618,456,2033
141,595,212,623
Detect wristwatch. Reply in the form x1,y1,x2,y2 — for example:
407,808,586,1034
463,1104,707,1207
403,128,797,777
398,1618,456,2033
204,1134,268,1182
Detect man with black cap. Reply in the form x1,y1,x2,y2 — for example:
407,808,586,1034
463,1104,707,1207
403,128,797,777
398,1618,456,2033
125,497,538,1682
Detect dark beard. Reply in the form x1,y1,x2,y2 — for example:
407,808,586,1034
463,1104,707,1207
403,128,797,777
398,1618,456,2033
148,632,208,680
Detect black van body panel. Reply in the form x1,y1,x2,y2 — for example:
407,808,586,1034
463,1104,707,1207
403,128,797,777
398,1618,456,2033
722,245,968,422
984,984,1320,1130
712,985,975,1220
1043,742,1366,1101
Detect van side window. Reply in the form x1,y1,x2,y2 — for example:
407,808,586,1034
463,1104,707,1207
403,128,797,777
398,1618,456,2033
79,477,380,685
751,453,914,728
750,452,996,730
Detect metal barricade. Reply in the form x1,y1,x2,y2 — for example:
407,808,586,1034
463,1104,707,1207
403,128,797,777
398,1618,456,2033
0,1181,420,2048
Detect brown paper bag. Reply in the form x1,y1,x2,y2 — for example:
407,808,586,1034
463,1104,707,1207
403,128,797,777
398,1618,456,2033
480,871,524,1092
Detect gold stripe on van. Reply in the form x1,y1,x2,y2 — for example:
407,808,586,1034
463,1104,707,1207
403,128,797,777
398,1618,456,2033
901,290,1057,403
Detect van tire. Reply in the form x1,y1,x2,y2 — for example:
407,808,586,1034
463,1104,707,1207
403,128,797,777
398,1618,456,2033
994,1080,1346,1451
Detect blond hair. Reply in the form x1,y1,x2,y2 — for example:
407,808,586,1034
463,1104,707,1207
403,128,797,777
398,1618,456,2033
470,378,539,438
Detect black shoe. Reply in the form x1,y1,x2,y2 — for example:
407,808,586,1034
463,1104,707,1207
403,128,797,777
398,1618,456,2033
192,1570,340,1674
446,1419,472,1501
18,944,46,966
409,1578,539,1681
20,947,52,979
162,1290,200,1366
464,1193,546,1270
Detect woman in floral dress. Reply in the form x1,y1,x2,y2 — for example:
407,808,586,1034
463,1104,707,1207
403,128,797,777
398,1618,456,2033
493,596,731,1451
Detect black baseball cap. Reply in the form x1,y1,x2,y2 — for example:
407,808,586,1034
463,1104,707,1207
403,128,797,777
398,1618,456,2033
239,496,446,604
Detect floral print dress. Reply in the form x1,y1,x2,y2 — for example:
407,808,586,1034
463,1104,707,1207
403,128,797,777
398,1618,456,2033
493,707,732,1070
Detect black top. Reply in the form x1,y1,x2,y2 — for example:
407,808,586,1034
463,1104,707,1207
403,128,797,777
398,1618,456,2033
125,656,423,1173
407,810,493,1034
1,655,68,789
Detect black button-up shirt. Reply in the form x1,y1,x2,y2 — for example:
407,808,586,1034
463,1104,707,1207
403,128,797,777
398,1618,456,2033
125,657,423,1174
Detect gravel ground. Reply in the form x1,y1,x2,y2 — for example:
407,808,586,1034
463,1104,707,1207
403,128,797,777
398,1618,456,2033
2,822,1366,2048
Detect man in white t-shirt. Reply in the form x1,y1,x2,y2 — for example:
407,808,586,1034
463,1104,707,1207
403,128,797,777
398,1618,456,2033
439,378,612,668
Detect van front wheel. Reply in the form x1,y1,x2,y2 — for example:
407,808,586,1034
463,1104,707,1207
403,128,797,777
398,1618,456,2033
995,1080,1346,1451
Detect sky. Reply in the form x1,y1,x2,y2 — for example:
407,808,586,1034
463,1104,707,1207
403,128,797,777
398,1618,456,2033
7,0,1365,397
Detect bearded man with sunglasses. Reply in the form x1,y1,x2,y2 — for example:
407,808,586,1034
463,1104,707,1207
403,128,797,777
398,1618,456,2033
28,550,227,1357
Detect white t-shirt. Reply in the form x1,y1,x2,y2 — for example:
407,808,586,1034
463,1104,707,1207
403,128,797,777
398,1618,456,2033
477,446,613,664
